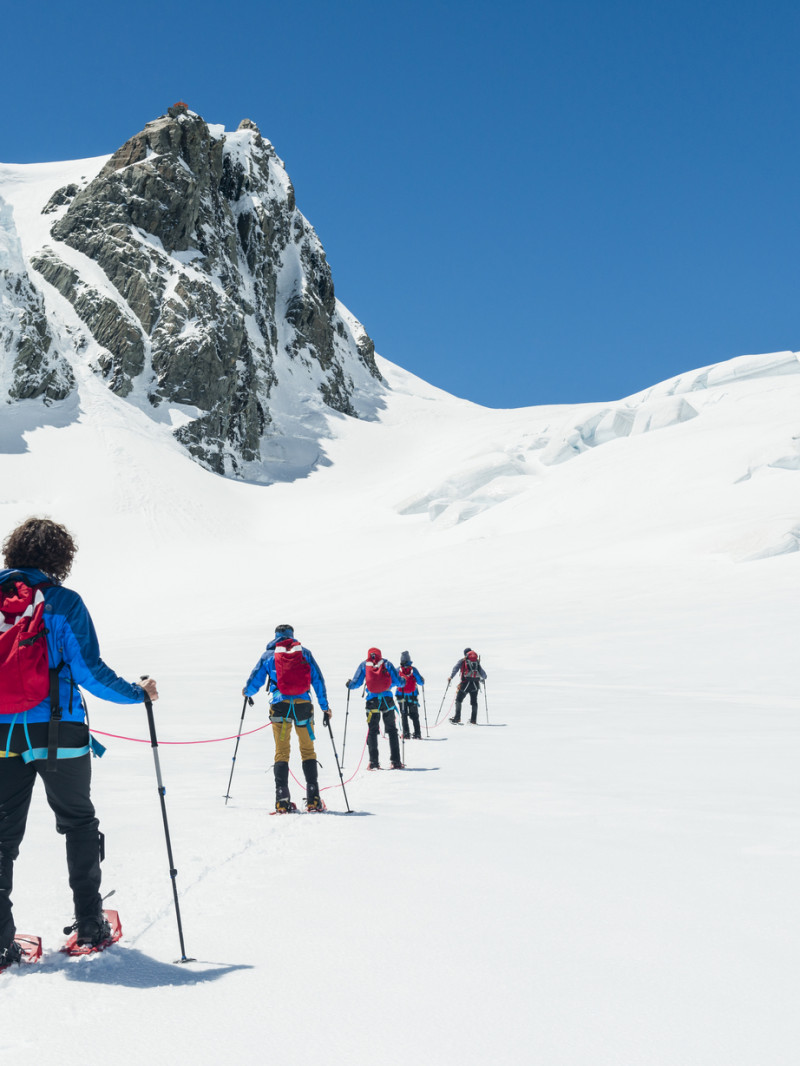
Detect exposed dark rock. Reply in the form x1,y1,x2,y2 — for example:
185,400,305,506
42,183,80,214
21,108,382,477
1,203,74,404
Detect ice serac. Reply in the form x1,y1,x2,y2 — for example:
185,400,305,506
0,198,73,403
30,108,382,478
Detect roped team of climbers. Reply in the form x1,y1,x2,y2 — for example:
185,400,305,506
0,515,489,968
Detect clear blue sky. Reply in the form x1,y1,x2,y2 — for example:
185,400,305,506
2,0,799,407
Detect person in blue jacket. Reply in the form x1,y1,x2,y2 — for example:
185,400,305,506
347,647,403,769
243,624,331,812
0,517,158,969
396,650,425,739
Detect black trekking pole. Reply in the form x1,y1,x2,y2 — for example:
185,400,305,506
341,685,351,769
397,703,405,765
324,712,353,813
422,688,429,737
224,696,253,804
434,679,452,726
483,680,490,724
141,681,195,964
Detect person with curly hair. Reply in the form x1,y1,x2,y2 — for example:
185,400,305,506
0,517,158,968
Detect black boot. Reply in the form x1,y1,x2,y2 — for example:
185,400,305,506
387,720,402,767
274,761,292,811
66,828,103,926
302,759,324,811
0,939,22,970
68,906,111,948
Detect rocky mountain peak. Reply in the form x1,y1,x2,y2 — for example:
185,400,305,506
10,107,383,479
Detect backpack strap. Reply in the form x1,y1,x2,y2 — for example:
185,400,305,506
46,662,63,773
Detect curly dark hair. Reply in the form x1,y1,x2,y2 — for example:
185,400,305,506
3,517,78,583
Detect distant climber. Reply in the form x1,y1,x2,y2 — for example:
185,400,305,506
346,648,403,769
396,651,425,739
448,648,486,724
243,624,331,812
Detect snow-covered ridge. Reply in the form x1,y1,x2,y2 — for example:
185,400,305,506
387,349,800,561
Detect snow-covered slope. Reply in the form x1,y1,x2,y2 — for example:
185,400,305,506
0,333,798,1064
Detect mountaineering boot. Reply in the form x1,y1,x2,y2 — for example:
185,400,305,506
274,760,291,812
302,759,322,811
449,715,461,724
368,761,380,770
63,904,111,948
390,760,404,770
469,715,478,724
0,939,22,970
66,828,103,931
408,707,421,738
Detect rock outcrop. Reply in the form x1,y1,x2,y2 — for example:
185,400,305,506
16,107,383,478
0,198,73,403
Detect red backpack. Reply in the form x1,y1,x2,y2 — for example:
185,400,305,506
273,638,312,697
0,577,51,715
398,665,417,694
365,652,392,693
461,651,481,679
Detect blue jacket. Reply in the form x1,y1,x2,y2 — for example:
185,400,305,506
244,637,329,711
0,567,146,725
348,659,403,699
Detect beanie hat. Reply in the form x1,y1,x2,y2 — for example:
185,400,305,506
400,650,411,664
463,647,472,656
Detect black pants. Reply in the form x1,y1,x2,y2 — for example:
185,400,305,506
366,696,401,765
454,679,480,722
0,722,102,946
397,696,421,738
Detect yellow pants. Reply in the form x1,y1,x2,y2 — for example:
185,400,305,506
272,717,316,763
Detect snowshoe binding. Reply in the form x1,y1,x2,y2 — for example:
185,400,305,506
62,909,122,956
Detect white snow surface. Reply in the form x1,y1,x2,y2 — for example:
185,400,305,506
1,186,799,1058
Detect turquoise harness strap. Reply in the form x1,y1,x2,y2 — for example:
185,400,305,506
21,745,91,764
270,697,316,741
4,714,19,759
8,709,106,764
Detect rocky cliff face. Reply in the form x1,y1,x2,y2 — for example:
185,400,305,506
0,199,73,403
9,108,383,478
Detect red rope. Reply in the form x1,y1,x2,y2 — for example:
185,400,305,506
287,735,369,793
90,722,273,745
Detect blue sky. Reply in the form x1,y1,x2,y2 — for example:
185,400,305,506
2,0,799,407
